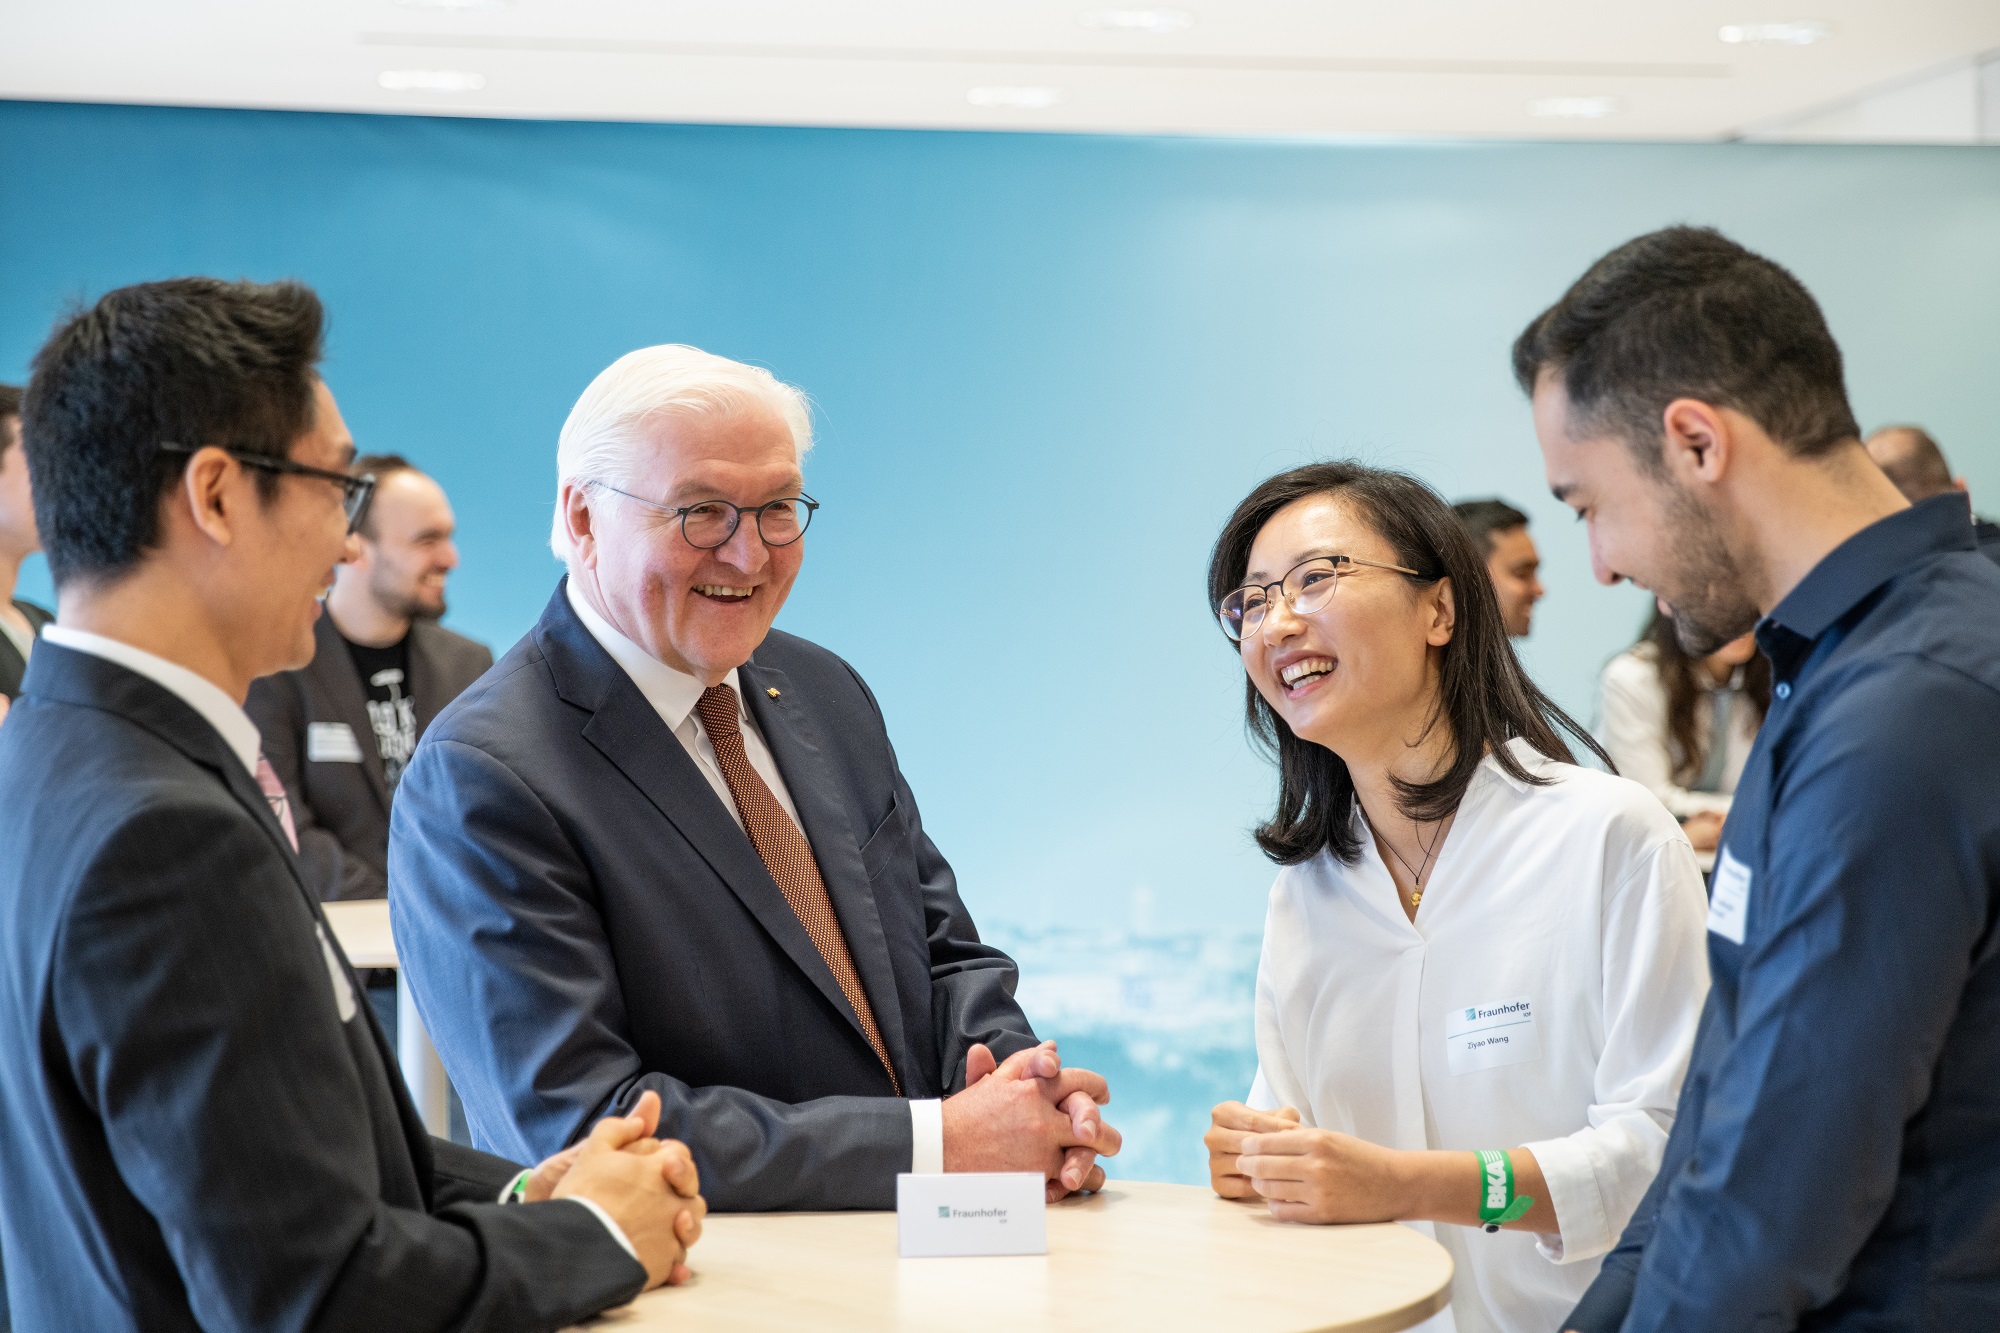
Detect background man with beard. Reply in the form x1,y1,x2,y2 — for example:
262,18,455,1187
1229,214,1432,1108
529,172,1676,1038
1519,226,2000,1332
249,454,492,904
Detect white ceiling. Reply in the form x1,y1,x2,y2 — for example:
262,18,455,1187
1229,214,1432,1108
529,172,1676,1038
3,1,1997,141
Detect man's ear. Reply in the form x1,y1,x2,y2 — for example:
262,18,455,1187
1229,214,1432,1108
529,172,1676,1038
176,446,242,549
1659,398,1730,483
560,481,599,570
1427,576,1456,648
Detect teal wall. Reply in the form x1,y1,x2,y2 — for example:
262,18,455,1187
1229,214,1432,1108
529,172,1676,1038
5,102,1997,1180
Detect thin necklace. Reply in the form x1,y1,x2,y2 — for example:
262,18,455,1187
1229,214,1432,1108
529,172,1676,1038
1368,810,1446,910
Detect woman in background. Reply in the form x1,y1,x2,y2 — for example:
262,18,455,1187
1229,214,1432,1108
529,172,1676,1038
1201,462,1709,1333
1598,607,1768,854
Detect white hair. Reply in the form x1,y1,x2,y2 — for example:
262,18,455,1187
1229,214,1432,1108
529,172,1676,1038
550,343,814,559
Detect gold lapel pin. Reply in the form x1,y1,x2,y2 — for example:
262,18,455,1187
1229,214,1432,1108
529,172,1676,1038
766,687,781,698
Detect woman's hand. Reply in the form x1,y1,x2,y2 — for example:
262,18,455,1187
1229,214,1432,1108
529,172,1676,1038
1205,1101,1300,1199
1236,1126,1410,1224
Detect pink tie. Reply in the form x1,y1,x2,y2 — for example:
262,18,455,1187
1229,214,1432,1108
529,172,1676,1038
255,753,299,853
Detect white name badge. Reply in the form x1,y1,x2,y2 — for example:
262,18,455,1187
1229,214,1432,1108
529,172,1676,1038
896,1173,1047,1257
1446,996,1542,1074
307,722,365,764
1708,847,1752,945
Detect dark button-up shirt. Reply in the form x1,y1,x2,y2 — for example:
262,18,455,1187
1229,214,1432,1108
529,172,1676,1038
1569,492,2000,1332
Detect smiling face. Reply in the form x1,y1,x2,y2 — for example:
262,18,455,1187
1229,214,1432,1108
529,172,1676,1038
1235,493,1454,763
1533,374,1758,655
245,379,357,675
345,469,459,621
1484,525,1543,638
565,405,803,683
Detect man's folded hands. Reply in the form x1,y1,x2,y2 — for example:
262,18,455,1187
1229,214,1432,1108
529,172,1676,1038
942,1040,1121,1201
542,1090,708,1289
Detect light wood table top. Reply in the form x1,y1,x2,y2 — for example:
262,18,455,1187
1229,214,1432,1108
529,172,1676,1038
322,899,397,969
584,1180,1452,1333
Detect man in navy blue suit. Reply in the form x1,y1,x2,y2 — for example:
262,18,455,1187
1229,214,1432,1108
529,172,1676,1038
391,344,1119,1212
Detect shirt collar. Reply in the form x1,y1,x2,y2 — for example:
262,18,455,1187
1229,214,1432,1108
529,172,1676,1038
1764,492,1975,645
40,625,264,777
564,579,743,730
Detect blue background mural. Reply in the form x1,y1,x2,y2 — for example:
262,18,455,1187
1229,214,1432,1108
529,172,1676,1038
5,101,1997,1181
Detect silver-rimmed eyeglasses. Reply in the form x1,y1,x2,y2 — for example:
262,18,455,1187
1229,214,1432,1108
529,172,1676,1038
588,481,819,549
1216,554,1423,642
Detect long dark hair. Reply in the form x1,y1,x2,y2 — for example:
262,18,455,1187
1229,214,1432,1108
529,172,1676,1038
1639,607,1770,786
1207,461,1609,866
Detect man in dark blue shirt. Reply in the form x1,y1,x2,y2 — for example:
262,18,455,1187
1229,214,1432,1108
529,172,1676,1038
1515,226,2000,1331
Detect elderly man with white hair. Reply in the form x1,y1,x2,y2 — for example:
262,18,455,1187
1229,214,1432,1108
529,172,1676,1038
389,345,1118,1211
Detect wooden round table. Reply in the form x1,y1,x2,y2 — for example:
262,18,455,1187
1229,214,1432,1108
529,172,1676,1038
583,1180,1452,1332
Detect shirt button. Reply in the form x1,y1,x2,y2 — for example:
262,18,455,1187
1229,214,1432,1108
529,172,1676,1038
1775,682,1792,700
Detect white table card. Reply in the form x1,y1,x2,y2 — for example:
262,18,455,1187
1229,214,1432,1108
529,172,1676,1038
896,1173,1047,1257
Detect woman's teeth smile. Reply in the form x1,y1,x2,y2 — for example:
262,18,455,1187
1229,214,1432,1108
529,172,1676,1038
1281,657,1336,693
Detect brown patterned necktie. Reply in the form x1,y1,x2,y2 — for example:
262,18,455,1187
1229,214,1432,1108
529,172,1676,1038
694,683,901,1093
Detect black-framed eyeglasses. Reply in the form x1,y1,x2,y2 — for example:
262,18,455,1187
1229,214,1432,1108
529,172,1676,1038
159,443,377,535
587,481,819,550
1217,554,1425,642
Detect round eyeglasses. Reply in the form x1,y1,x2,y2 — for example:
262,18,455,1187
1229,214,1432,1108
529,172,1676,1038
588,482,819,549
1216,554,1423,642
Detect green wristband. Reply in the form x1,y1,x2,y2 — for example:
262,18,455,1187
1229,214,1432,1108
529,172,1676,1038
1474,1149,1535,1232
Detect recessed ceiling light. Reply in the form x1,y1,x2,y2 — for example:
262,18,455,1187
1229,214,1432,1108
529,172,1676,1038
1078,8,1196,34
1528,96,1621,119
967,85,1063,109
394,0,511,11
377,69,488,92
1718,19,1832,45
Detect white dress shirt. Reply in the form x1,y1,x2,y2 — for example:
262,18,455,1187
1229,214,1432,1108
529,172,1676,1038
1597,644,1759,818
1248,740,1711,1333
42,622,641,1259
565,582,946,1175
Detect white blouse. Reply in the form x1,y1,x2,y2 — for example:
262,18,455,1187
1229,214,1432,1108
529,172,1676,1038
1597,643,1759,818
1248,740,1711,1333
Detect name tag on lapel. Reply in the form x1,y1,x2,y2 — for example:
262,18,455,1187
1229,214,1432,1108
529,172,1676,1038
307,722,364,764
1446,996,1541,1074
1708,847,1752,945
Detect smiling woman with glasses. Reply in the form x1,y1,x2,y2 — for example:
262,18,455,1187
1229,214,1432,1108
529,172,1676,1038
1199,460,1711,1333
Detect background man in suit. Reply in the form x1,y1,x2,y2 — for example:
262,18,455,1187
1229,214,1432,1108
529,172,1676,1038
1451,496,1544,637
391,343,1119,1212
0,277,705,1332
1864,423,2000,562
0,383,53,709
249,453,492,903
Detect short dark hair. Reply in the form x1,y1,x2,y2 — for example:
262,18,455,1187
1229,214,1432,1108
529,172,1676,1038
1512,226,1860,470
23,278,324,586
349,453,421,540
1206,461,1607,867
0,383,21,459
1865,425,1954,501
1451,498,1529,554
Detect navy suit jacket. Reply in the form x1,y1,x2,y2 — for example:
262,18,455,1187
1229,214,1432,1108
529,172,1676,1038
0,642,644,1333
389,582,1038,1211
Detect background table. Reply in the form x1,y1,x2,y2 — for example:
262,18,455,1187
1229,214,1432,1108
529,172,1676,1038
321,899,452,1136
584,1180,1452,1333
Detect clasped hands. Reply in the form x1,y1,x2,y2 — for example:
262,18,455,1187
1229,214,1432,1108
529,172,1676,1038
1206,1101,1408,1224
521,1089,708,1290
943,1040,1121,1202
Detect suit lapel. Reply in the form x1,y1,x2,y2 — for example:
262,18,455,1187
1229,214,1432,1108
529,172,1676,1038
315,613,391,813
740,659,911,1086
406,621,448,736
537,586,870,1046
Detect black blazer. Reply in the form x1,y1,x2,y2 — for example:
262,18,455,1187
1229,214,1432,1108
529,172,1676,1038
248,612,492,901
0,642,644,1333
388,581,1038,1211
0,597,52,699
